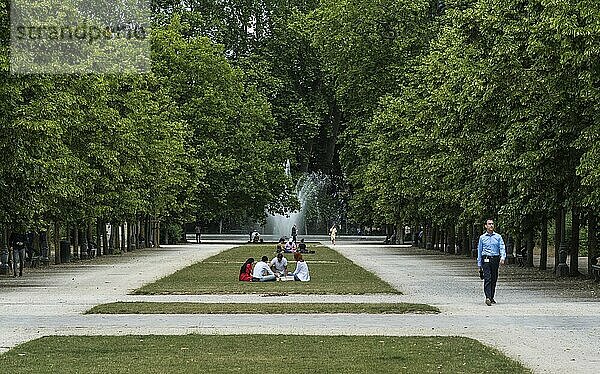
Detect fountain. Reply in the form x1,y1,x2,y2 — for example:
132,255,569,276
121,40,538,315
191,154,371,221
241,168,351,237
265,168,329,239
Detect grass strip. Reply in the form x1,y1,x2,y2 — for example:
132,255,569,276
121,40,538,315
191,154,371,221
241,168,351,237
86,302,439,314
0,335,530,374
134,244,400,295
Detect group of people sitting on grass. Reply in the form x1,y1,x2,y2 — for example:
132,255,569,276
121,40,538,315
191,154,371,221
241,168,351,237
239,252,310,282
276,238,314,254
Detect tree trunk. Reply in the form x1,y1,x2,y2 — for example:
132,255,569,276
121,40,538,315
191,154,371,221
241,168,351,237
569,208,580,276
1,224,7,248
102,222,109,255
461,225,469,256
114,224,120,254
526,228,534,267
155,220,161,248
96,220,103,257
554,210,562,272
145,216,151,248
539,217,548,271
54,221,60,264
471,224,479,258
87,220,93,247
588,213,597,277
108,224,113,254
121,223,126,252
448,225,456,255
127,221,132,252
426,222,433,250
73,223,79,260
165,222,170,245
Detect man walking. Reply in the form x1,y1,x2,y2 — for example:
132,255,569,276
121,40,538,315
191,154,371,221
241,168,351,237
477,218,506,306
9,231,27,278
194,224,201,244
291,224,297,243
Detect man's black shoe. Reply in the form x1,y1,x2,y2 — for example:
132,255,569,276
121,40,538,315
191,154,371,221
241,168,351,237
491,299,496,304
485,298,492,306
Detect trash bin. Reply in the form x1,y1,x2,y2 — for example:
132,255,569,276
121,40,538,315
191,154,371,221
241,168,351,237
60,241,71,263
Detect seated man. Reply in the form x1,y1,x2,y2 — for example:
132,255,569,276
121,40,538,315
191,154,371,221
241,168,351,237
297,238,314,254
270,252,288,276
297,238,307,253
252,256,277,282
250,231,261,243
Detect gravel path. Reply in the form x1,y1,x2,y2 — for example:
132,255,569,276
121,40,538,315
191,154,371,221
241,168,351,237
0,242,598,373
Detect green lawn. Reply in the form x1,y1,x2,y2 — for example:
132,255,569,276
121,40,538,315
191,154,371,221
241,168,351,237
0,335,530,374
133,244,400,294
87,302,439,314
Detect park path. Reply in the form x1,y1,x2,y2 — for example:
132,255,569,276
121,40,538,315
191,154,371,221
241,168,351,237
0,242,598,373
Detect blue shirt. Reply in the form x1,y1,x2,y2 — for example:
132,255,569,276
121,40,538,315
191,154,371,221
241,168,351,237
477,232,506,267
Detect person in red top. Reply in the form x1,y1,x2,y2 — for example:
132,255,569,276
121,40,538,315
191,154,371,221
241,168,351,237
239,257,255,282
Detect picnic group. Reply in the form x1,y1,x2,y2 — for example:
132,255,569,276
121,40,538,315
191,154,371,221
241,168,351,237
239,236,312,282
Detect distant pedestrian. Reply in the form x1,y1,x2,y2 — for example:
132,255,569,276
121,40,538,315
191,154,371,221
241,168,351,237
9,231,27,277
291,224,297,243
194,224,201,244
329,224,337,245
477,218,506,306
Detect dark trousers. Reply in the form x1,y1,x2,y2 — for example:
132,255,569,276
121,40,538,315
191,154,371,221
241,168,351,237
482,256,500,300
12,248,25,276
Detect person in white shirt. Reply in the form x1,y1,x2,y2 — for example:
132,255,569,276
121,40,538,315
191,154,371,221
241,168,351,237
284,238,296,252
329,224,337,245
291,252,310,281
270,252,288,276
252,256,277,282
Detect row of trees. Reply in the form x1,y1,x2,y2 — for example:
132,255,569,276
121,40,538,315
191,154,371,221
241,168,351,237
0,2,298,258
308,0,600,274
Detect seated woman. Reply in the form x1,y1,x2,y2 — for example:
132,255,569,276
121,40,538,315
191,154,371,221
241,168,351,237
290,252,310,281
239,257,255,282
276,238,285,253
